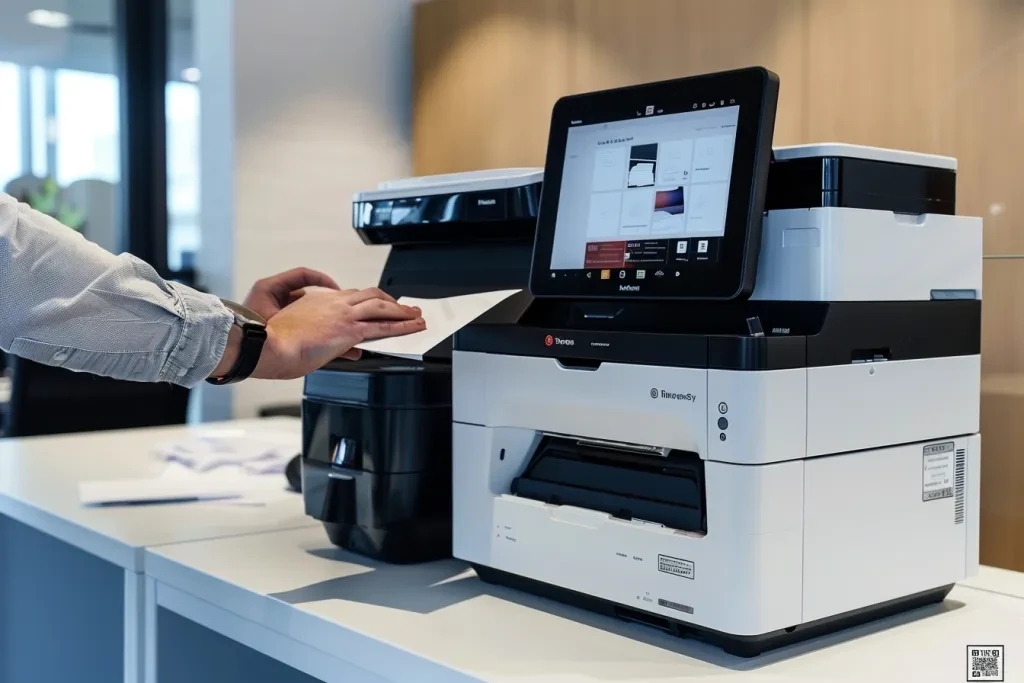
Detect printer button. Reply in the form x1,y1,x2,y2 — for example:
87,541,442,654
717,417,728,430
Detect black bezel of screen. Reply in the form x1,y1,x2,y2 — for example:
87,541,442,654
529,67,778,301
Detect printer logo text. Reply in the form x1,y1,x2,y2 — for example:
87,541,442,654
544,335,574,347
651,388,697,402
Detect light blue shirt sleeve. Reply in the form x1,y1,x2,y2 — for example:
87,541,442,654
0,192,233,387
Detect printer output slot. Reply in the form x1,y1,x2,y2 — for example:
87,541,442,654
556,358,602,371
511,436,707,534
851,347,891,363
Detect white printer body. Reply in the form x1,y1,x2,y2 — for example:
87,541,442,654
451,143,981,656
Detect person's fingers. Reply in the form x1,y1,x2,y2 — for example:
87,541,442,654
350,298,421,321
356,318,426,341
288,285,339,303
265,268,340,295
340,287,398,306
340,348,362,361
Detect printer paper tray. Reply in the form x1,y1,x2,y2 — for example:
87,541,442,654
511,436,707,533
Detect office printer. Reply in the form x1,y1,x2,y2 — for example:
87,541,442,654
451,68,981,656
301,168,541,563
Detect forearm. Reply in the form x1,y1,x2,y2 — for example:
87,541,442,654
0,193,233,387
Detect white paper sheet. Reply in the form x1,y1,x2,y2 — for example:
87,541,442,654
355,289,521,360
79,467,289,507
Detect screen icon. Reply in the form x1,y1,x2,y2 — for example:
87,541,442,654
708,101,716,108
586,271,592,279
637,269,646,280
720,100,725,106
676,240,688,254
619,270,627,279
600,269,611,280
675,271,681,277
697,240,709,253
701,102,706,108
729,98,735,104
550,272,556,278
654,270,665,278
645,105,655,115
692,103,697,109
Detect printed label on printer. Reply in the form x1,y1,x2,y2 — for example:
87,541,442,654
657,554,694,580
922,441,955,502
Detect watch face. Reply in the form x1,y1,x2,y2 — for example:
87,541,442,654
221,299,266,326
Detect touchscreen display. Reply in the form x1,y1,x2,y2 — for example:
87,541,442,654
550,106,739,281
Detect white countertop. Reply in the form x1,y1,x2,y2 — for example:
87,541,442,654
147,525,1024,683
0,418,316,571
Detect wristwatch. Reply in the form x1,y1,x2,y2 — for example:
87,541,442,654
207,300,268,385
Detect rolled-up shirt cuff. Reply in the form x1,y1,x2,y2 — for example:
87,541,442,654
159,283,234,387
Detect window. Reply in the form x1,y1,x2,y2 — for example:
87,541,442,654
167,0,199,273
0,63,22,191
0,0,124,254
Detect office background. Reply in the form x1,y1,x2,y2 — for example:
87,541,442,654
0,0,1021,572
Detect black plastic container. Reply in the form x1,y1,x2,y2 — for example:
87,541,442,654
302,358,453,563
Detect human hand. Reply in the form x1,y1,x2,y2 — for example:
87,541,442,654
242,267,340,320
251,287,425,380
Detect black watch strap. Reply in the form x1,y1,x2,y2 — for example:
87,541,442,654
207,301,268,386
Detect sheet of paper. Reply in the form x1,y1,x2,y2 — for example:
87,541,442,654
355,289,521,361
79,466,288,507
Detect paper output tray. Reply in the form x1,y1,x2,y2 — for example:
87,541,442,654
510,436,707,533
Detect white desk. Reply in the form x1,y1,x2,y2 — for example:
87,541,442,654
0,418,316,683
146,525,1024,683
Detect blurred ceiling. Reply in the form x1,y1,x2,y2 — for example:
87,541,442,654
0,0,194,77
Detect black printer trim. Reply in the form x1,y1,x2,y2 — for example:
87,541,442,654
454,298,980,371
353,182,541,246
765,156,956,215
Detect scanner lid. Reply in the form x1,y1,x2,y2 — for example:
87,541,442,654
767,143,957,215
353,168,543,247
354,168,543,203
773,143,957,171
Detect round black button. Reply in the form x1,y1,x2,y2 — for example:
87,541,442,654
718,417,728,430
719,432,727,442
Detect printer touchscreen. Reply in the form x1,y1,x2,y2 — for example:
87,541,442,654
529,67,778,300
551,106,739,275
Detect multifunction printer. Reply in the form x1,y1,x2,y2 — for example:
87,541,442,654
301,168,541,563
451,67,981,656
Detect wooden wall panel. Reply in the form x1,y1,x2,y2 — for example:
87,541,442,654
949,0,1024,255
980,259,1024,570
412,0,573,175
805,0,960,154
570,0,807,145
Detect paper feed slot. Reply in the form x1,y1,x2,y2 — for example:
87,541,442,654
511,436,707,533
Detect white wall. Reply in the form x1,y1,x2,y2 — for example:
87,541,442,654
195,0,412,420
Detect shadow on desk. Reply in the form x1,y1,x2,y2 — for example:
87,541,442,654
272,546,965,671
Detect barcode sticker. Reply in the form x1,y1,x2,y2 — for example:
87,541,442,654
923,441,955,502
657,554,694,580
967,645,1004,681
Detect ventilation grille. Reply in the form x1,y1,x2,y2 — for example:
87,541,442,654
954,448,966,525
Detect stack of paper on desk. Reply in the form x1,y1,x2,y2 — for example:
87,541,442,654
78,426,300,507
355,289,521,360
